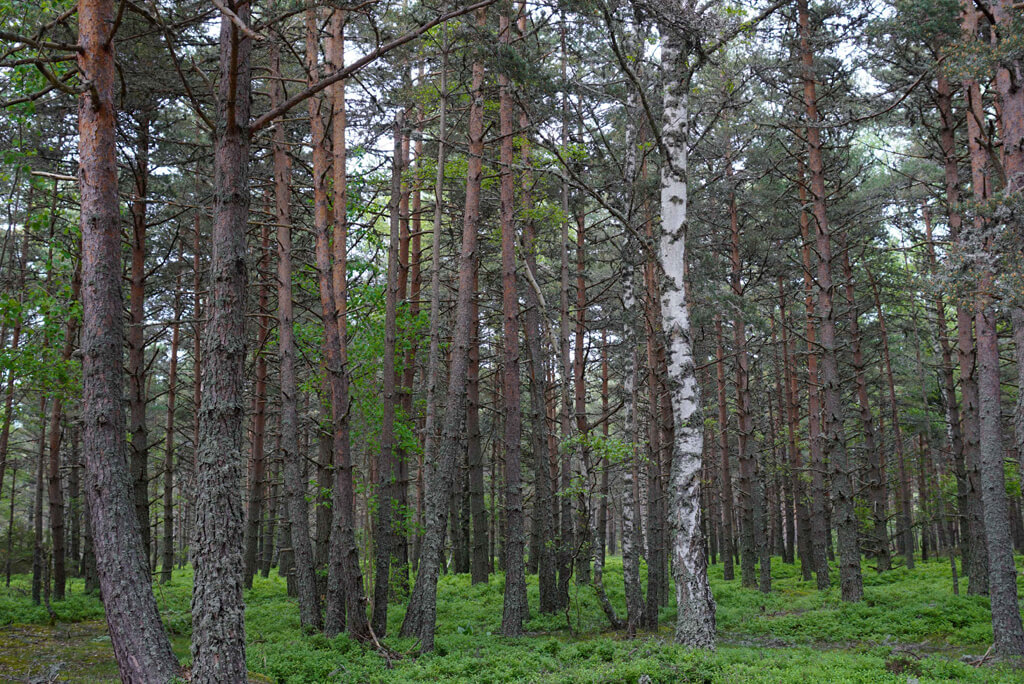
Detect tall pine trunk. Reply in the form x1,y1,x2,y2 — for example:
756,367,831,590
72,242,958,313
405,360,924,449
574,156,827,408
78,0,179,676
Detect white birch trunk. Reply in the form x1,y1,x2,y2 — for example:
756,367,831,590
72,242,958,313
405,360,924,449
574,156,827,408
656,22,716,650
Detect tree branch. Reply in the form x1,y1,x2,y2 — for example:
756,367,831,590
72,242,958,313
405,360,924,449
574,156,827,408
250,0,497,133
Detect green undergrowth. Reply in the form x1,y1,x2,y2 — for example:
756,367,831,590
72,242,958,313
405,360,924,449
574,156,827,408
1,555,1022,682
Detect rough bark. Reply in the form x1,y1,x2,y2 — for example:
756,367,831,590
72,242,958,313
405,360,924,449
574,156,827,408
270,17,321,628
976,298,1024,655
191,2,253,678
400,9,486,652
128,107,151,562
468,263,488,585
499,10,528,633
653,15,716,647
307,8,369,641
161,270,180,584
798,0,861,602
244,223,270,588
373,117,404,637
78,0,179,676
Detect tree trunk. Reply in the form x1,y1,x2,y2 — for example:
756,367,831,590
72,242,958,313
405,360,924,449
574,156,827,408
191,3,253,677
727,162,759,590
270,16,321,627
373,116,404,636
78,0,179,676
976,297,1024,655
48,261,80,600
468,263,488,584
244,222,270,588
32,396,46,605
714,316,736,582
499,10,528,633
161,269,180,583
129,107,151,562
305,9,369,641
959,1,991,594
933,75,975,577
840,238,888,571
870,274,913,570
400,9,486,652
798,164,830,590
778,280,812,580
798,0,861,602
653,19,716,647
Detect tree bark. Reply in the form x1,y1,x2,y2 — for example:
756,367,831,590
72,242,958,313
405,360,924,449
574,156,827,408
78,0,179,676
653,14,716,647
373,116,404,637
270,14,321,628
306,8,369,641
191,2,253,677
778,280,812,580
714,316,736,582
798,0,861,602
161,268,181,583
128,107,151,562
400,9,486,652
499,9,528,634
840,238,888,572
48,261,80,600
244,222,270,588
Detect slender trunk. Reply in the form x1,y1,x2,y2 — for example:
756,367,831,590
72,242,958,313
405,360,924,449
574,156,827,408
840,238,888,571
270,16,321,627
516,15,556,601
161,271,181,583
32,396,47,605
48,262,81,600
244,223,270,588
418,21,449,577
69,427,81,573
191,3,253,677
798,0,860,602
622,287,645,636
6,465,17,587
798,166,829,589
556,22,574,609
373,116,404,636
778,281,812,579
499,10,528,633
468,263,488,584
959,1,991,594
714,316,735,581
599,334,610,567
727,163,758,590
307,9,369,640
870,274,913,570
400,10,486,652
129,108,151,561
78,0,179,676
643,208,666,617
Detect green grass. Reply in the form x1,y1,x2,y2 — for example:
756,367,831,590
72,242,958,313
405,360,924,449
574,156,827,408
1,555,1022,682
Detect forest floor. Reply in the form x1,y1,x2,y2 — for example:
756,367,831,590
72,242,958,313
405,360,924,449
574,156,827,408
0,555,1022,683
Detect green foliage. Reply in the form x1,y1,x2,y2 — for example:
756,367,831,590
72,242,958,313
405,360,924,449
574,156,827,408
3,555,1023,682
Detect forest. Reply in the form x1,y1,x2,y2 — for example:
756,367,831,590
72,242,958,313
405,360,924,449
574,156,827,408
0,0,1023,681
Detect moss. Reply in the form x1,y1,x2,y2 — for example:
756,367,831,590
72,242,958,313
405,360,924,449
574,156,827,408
1,555,1022,682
